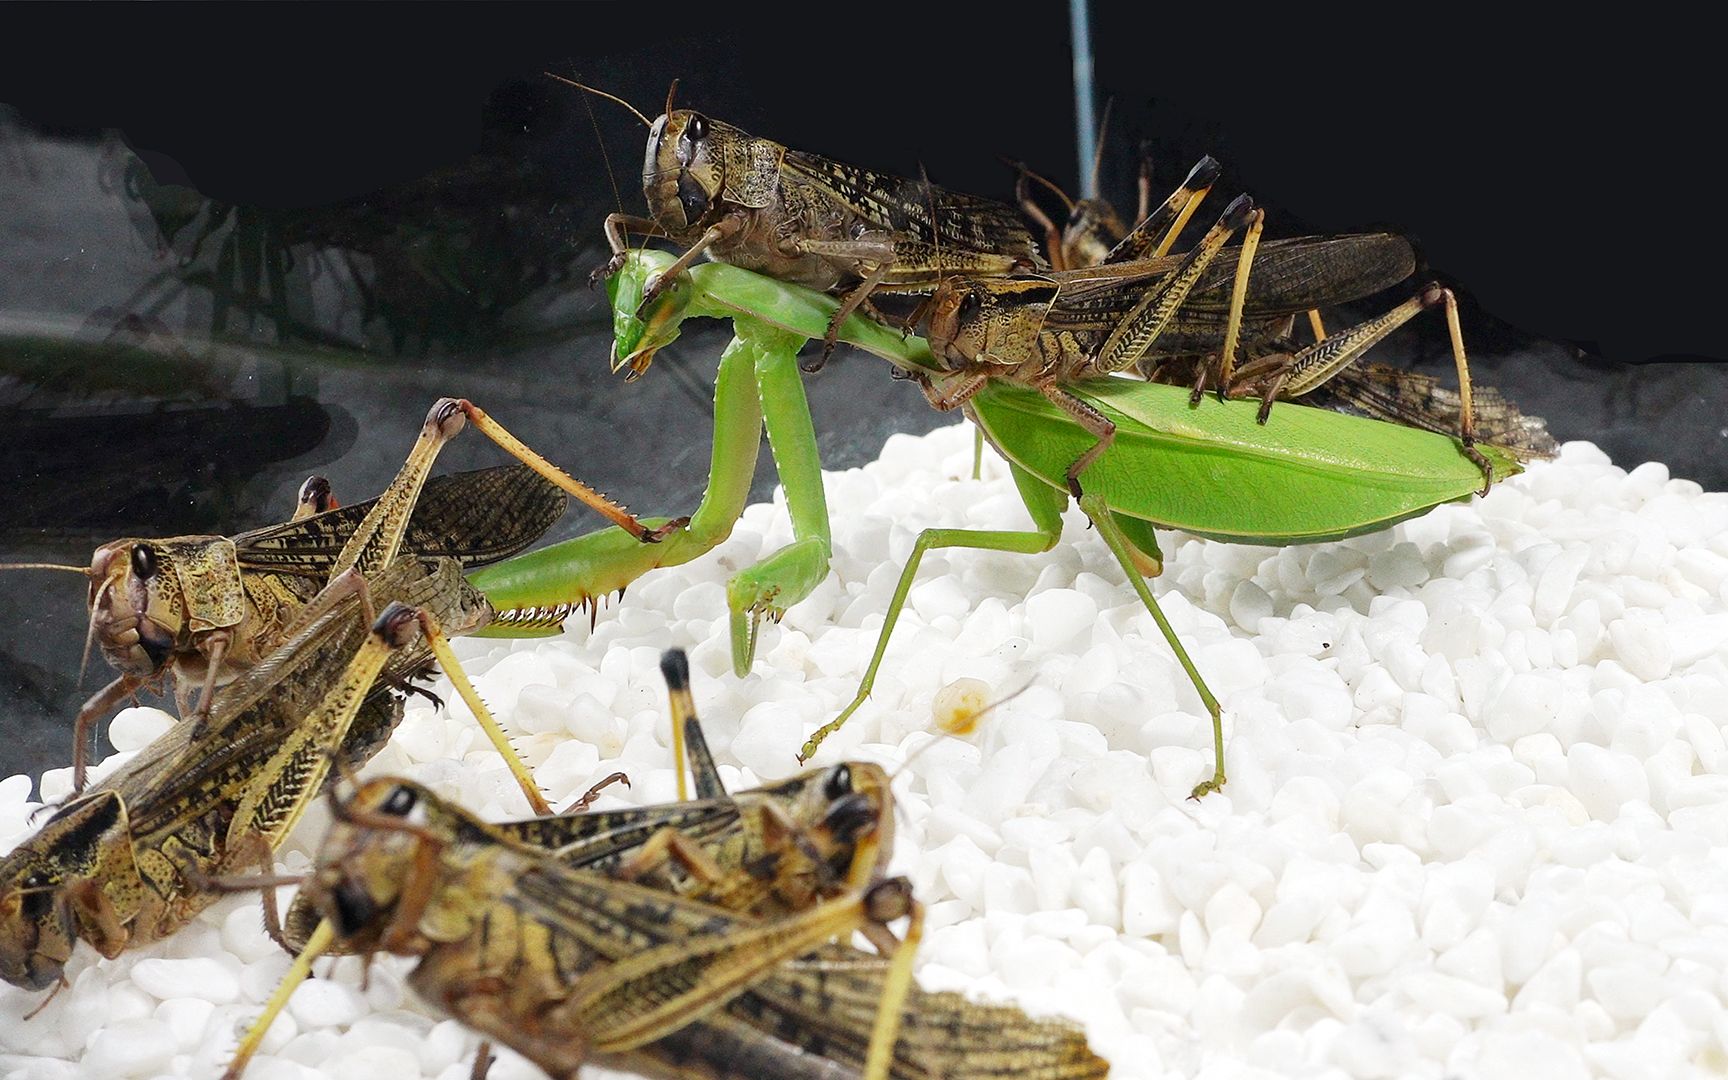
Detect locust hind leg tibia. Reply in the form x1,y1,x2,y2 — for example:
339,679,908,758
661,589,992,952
1226,283,1493,493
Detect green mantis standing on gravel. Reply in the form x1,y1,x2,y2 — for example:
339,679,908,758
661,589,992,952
469,249,1521,799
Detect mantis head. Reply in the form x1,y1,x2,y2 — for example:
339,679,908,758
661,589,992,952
608,251,694,381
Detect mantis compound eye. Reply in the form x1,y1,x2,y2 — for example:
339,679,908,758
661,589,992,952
822,764,853,801
129,544,157,581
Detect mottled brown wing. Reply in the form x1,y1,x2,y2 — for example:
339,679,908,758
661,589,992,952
1315,363,1560,460
737,946,1109,1080
1052,234,1416,317
511,863,1108,1080
234,464,565,576
780,150,1045,269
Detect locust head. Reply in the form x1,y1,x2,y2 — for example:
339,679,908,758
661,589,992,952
644,109,774,233
752,761,894,907
0,854,74,992
0,791,132,992
303,778,471,958
920,279,989,369
86,537,245,681
85,539,186,679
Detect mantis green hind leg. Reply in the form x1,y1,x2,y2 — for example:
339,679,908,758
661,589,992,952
471,316,835,678
1078,492,1225,799
799,463,1065,763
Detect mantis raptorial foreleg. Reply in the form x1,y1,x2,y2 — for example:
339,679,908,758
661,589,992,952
472,315,835,677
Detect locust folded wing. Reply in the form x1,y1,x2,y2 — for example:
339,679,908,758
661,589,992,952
510,861,1109,1080
232,464,566,576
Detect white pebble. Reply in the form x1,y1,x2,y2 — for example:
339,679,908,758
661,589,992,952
130,956,240,1004
80,1018,176,1077
106,706,175,752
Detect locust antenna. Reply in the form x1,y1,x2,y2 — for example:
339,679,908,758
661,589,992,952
570,74,628,243
1008,158,1077,214
77,578,112,687
664,78,680,117
543,73,652,129
0,562,92,575
1089,97,1114,197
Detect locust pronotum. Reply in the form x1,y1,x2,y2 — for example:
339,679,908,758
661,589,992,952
465,251,1522,799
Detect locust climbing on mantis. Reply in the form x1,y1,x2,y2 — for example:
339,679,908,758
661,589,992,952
557,75,1045,366
463,250,1523,801
997,145,1556,462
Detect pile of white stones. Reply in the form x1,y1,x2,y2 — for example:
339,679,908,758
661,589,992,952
4,420,1728,1080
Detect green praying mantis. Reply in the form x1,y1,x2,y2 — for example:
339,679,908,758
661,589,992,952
469,250,1519,799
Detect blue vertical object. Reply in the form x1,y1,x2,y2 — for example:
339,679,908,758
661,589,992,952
1070,0,1097,199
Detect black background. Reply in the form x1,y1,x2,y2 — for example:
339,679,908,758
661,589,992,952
3,5,1717,363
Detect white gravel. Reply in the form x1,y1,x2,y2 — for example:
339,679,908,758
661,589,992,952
5,421,1728,1080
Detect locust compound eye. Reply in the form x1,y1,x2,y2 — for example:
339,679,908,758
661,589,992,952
130,544,158,580
380,785,418,817
957,291,983,322
17,871,53,920
823,794,877,845
675,113,707,167
330,880,377,937
822,764,853,802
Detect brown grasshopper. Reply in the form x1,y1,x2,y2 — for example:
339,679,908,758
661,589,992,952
976,150,1556,471
561,76,1046,367
5,397,679,794
908,183,1527,495
0,394,655,993
274,648,898,957
244,775,1108,1080
0,567,465,994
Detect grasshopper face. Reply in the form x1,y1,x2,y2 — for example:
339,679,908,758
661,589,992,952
643,110,741,233
86,536,245,679
1061,197,1128,270
302,779,459,956
922,277,1058,373
87,539,183,678
0,793,128,990
0,856,74,991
